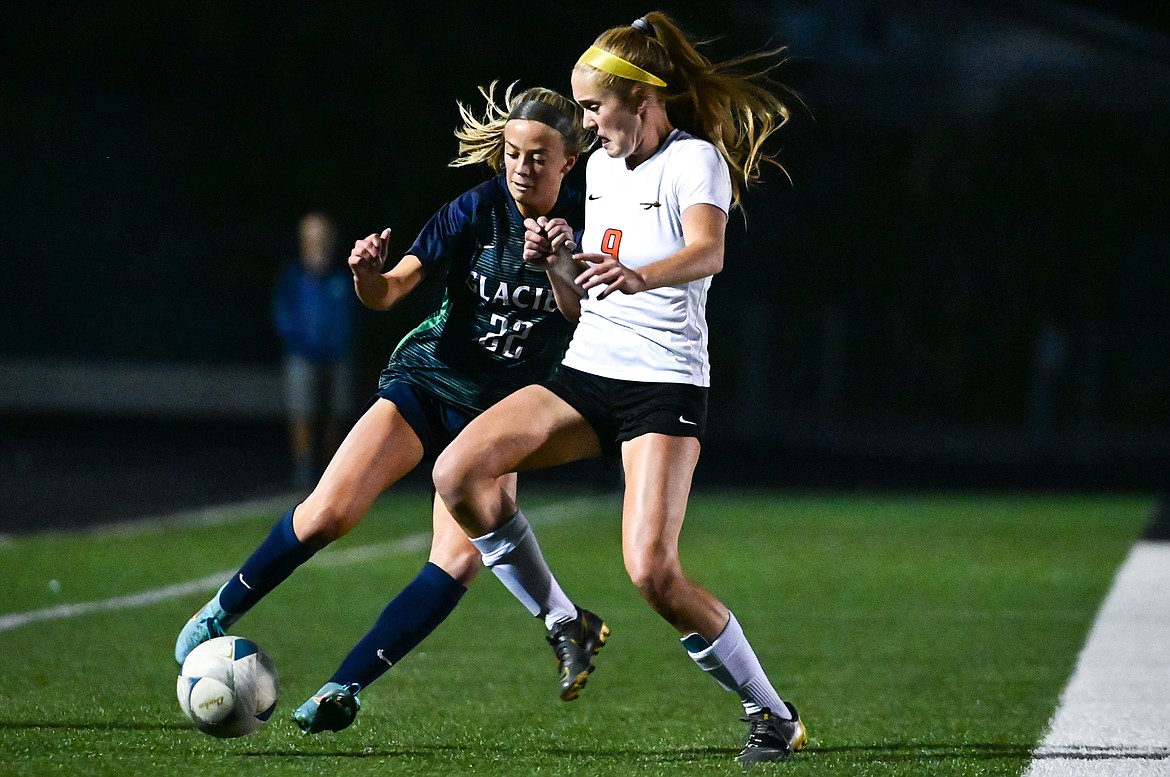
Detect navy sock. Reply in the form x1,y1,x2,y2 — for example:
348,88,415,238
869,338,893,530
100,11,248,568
329,562,467,690
219,509,318,615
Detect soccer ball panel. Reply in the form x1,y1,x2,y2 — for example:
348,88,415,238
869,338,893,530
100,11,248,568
177,635,279,738
188,676,235,726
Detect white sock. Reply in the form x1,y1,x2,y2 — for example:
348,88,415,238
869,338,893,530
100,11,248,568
469,510,577,629
682,612,789,717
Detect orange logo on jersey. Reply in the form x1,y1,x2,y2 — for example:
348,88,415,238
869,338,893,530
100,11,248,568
601,229,622,260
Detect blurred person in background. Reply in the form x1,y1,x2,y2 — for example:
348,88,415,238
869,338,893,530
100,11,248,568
273,212,358,486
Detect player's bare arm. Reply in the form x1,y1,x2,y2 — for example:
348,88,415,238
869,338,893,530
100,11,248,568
575,203,726,299
524,216,585,320
349,228,426,310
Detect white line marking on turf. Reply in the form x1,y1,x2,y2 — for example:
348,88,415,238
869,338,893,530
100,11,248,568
85,494,302,537
0,571,235,634
1024,541,1170,776
0,493,616,635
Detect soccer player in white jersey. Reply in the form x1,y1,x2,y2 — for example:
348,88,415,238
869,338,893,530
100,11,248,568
433,12,807,765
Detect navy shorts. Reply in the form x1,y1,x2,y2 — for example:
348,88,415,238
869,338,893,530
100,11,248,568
372,381,476,461
540,365,708,459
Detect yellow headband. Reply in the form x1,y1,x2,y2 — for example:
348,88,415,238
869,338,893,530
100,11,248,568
576,45,667,88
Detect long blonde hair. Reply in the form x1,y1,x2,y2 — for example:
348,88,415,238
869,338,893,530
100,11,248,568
451,81,594,171
576,12,797,209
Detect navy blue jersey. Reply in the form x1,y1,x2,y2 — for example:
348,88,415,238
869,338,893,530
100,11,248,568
378,174,584,415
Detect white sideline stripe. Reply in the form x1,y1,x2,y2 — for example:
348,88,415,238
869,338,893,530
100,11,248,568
1024,541,1170,776
88,494,301,536
0,571,233,634
0,493,616,635
0,533,429,634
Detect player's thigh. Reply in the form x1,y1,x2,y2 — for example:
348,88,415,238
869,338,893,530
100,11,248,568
619,433,702,563
305,398,425,517
440,385,600,480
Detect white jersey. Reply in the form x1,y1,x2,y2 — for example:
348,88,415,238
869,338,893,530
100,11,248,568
562,129,732,386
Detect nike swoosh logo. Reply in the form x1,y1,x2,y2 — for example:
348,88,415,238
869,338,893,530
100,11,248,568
679,416,698,426
237,573,254,590
587,194,601,200
376,649,394,668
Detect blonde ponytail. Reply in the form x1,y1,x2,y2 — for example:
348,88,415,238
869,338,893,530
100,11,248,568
575,13,798,209
451,81,594,172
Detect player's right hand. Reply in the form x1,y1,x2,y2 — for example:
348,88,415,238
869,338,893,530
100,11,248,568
349,228,391,276
523,217,575,267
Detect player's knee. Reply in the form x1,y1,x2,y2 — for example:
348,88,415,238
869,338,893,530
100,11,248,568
432,448,476,512
429,542,481,586
292,499,356,546
625,553,683,610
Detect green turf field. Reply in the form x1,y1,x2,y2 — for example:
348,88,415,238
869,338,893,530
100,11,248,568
0,489,1154,776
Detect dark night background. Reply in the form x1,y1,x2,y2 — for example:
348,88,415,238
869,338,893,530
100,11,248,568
1,1,1167,532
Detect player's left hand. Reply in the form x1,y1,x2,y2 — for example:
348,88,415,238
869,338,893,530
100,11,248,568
524,217,576,269
575,253,647,299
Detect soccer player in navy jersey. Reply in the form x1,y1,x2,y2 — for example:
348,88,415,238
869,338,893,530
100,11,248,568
433,14,807,764
173,82,599,733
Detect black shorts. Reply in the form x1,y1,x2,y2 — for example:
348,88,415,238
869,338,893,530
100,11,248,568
540,364,708,459
371,381,476,460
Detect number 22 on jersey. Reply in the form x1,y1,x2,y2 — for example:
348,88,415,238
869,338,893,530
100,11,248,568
479,314,533,359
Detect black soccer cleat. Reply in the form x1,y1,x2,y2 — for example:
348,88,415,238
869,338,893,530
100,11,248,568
735,702,808,764
546,607,610,701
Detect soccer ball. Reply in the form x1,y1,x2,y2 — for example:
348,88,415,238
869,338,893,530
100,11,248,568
177,635,279,738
